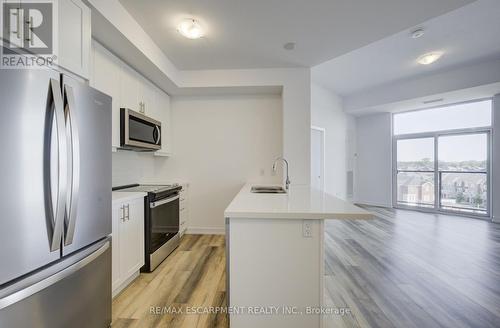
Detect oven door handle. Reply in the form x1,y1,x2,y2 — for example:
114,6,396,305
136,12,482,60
150,195,180,208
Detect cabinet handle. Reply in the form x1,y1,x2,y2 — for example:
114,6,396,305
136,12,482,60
125,204,130,221
11,8,21,39
120,206,125,222
27,16,34,46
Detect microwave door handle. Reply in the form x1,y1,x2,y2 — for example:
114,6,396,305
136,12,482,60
63,85,80,246
47,79,68,252
155,126,161,145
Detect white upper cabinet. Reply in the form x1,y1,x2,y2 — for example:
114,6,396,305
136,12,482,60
139,77,158,118
91,41,121,149
58,0,91,79
119,63,141,112
155,89,172,156
90,41,172,155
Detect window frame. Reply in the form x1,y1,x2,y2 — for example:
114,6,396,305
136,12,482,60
392,99,493,219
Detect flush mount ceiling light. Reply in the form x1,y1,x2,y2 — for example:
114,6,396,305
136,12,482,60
410,28,425,39
177,19,204,39
417,51,443,65
283,42,296,50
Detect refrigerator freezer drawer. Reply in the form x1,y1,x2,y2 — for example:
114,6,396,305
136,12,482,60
0,239,111,328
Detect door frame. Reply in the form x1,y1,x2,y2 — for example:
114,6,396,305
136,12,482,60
311,126,326,191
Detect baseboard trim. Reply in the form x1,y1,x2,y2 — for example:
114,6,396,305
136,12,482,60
354,200,391,208
186,227,225,235
112,270,140,299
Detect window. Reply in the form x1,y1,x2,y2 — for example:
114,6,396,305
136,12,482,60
393,100,491,217
394,100,492,135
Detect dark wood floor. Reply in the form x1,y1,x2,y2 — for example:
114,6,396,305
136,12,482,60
112,208,500,328
324,206,500,328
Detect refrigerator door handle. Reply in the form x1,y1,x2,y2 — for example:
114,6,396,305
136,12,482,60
48,78,68,252
0,241,110,310
63,84,80,246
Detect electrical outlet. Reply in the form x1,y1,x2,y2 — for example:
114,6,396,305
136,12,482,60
303,220,312,238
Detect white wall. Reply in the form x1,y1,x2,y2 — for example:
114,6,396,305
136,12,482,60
112,95,283,232
310,83,354,199
493,94,500,223
354,113,393,207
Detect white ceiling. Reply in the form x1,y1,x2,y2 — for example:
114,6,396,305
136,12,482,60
119,0,474,70
312,0,500,96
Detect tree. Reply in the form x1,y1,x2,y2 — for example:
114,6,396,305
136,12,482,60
456,192,465,204
473,193,483,207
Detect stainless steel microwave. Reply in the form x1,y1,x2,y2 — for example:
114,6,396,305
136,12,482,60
120,108,161,151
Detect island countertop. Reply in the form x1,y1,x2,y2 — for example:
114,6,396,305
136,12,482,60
224,183,372,220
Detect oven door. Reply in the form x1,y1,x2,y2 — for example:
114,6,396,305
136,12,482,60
120,108,161,150
149,194,180,253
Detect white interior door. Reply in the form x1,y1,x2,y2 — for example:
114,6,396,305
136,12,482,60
311,127,325,191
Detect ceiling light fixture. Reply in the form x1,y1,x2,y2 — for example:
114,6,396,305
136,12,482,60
411,28,425,39
283,42,296,50
177,19,204,39
417,51,443,65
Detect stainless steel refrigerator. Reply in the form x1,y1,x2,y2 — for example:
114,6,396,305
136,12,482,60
0,68,112,327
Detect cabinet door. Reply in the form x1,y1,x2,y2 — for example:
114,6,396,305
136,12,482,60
119,63,140,112
111,203,124,292
129,198,145,270
157,90,172,154
58,0,91,79
92,41,121,148
119,199,144,279
140,77,158,118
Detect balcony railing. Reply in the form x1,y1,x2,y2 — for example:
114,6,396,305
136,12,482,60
396,170,488,215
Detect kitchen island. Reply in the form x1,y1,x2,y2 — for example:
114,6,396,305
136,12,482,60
224,184,372,328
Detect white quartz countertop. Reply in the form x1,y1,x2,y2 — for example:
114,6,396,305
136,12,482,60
224,184,372,220
112,191,146,203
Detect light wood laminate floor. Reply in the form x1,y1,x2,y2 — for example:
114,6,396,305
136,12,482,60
113,207,500,328
324,206,500,328
112,234,227,328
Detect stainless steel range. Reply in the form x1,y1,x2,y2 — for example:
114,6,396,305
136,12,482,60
113,184,182,272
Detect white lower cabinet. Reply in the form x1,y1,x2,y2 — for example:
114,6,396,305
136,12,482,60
112,195,145,297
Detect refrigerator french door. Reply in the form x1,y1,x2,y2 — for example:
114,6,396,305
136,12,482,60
0,68,112,328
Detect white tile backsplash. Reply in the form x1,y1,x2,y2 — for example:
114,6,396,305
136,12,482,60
112,150,156,187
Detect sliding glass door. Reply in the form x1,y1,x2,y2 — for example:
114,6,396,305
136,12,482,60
395,138,435,208
394,131,490,216
438,133,489,215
